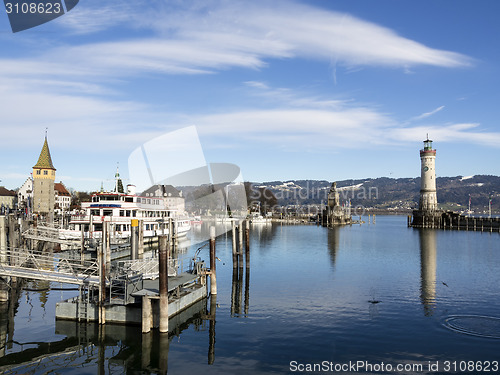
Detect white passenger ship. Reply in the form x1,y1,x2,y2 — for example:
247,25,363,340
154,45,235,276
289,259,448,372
60,184,190,240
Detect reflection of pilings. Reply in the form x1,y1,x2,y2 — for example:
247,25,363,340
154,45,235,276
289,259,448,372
244,267,250,315
141,331,152,370
208,294,216,365
159,235,169,334
209,226,217,295
159,330,169,375
98,326,105,375
231,267,242,316
419,229,437,316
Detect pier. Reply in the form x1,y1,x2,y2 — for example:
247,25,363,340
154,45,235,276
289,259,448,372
410,211,500,232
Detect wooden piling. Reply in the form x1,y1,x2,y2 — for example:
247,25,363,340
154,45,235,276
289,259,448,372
245,219,250,269
142,295,152,333
0,216,6,264
80,224,85,262
131,219,139,260
238,220,243,255
103,221,111,274
232,219,237,268
138,219,144,259
98,238,106,325
210,226,217,295
159,235,169,333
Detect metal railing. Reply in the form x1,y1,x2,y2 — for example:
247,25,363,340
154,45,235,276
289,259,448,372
117,258,178,279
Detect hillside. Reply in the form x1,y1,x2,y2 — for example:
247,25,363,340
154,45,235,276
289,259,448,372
251,175,500,214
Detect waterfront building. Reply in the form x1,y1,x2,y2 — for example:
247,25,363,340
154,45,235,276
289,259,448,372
32,135,56,221
0,186,16,212
54,182,71,213
141,184,186,215
17,177,33,214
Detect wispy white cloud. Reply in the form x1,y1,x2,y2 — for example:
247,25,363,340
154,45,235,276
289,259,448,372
42,0,473,80
411,106,445,121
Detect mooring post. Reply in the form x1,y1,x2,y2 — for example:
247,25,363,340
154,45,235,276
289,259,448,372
168,218,173,243
138,219,144,259
131,219,138,260
103,221,111,275
159,235,169,333
142,295,152,334
210,226,217,295
0,216,7,264
98,239,106,325
238,220,243,256
245,219,250,269
80,224,85,262
232,219,237,268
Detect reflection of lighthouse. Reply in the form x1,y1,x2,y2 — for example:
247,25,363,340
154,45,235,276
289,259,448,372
419,229,437,316
411,136,442,228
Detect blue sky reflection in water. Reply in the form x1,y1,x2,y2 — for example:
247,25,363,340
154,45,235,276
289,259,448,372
1,216,500,374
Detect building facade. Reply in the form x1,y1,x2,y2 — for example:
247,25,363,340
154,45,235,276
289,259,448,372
0,187,16,213
55,182,71,213
141,185,185,215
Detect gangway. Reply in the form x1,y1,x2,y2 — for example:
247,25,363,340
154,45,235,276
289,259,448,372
0,247,100,286
22,225,76,246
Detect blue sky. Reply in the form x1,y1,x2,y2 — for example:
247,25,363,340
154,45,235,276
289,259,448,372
1,0,499,192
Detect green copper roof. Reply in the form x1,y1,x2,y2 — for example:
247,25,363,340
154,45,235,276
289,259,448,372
33,137,56,170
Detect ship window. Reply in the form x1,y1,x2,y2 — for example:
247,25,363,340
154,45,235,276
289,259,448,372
132,211,137,217
126,210,131,217
91,209,99,216
125,197,133,202
120,210,124,216
103,209,112,216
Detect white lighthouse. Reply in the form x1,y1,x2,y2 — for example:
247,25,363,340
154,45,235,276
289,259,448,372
419,136,438,212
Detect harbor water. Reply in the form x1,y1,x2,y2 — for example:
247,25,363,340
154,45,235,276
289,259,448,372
1,215,500,374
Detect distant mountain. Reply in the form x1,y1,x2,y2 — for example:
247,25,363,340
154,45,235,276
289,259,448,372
250,175,500,214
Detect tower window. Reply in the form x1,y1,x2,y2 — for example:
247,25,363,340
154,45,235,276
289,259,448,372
43,170,48,175
36,170,40,175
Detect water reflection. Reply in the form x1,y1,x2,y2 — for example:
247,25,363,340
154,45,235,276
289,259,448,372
327,226,340,267
0,297,207,374
0,279,23,359
418,229,437,316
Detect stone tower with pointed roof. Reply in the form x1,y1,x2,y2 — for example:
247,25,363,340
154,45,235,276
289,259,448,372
32,135,56,219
